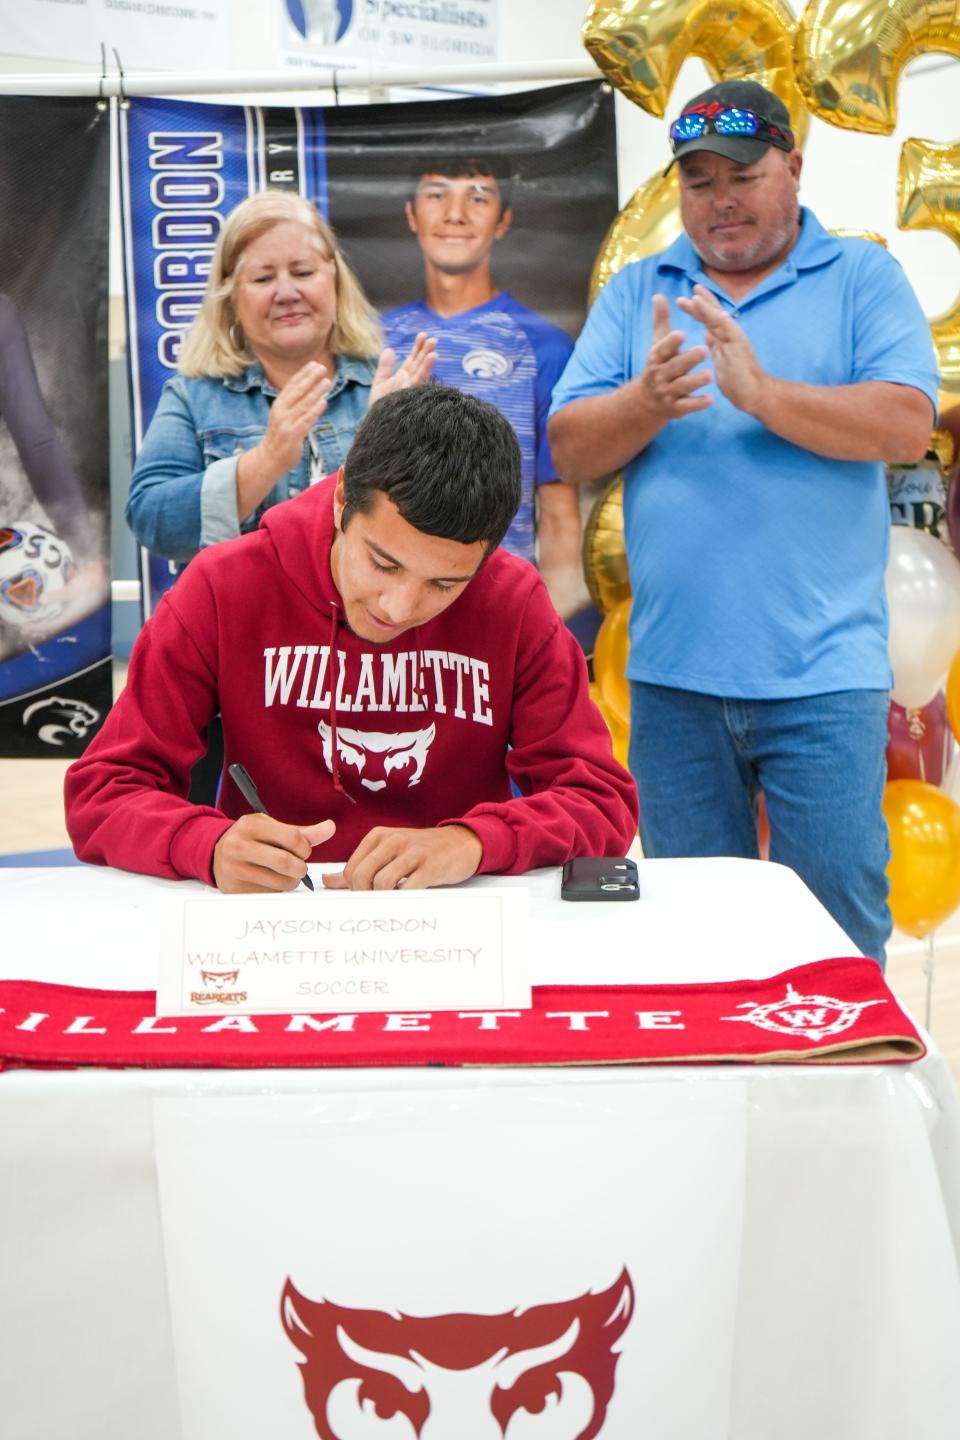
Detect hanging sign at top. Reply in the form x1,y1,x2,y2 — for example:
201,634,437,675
1,1,229,70
279,0,500,71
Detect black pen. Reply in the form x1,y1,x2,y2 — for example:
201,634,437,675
227,762,316,892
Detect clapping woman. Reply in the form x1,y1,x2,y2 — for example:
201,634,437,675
126,190,434,561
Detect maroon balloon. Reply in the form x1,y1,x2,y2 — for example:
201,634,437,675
887,693,951,786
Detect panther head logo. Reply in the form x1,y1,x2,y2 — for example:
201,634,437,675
318,723,436,791
281,1270,633,1439
22,695,100,748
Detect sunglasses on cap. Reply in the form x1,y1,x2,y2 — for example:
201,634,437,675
670,106,795,152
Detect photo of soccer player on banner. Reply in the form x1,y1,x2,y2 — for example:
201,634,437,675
0,97,111,758
120,82,617,630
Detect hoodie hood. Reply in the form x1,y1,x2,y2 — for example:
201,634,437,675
260,470,343,621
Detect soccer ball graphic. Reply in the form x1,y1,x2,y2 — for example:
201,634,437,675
0,520,77,627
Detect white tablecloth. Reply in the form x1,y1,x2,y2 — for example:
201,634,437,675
1,858,958,1440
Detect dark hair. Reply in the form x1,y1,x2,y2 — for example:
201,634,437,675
409,155,513,212
342,385,521,551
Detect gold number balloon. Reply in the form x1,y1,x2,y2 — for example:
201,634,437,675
590,682,630,766
794,0,960,135
590,169,682,303
582,0,807,125
899,137,960,394
593,597,633,729
582,476,631,612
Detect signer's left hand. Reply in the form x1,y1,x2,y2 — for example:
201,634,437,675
322,823,482,891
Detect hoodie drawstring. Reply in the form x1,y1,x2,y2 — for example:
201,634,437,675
412,626,428,711
327,600,358,805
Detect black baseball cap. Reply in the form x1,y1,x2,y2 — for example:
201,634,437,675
666,80,795,170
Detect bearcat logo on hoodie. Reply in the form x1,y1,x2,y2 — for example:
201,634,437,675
318,721,436,791
281,1270,634,1439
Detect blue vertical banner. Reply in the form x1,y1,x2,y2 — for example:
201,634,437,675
0,97,111,758
120,96,329,615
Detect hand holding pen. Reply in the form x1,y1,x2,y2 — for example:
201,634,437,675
211,763,336,894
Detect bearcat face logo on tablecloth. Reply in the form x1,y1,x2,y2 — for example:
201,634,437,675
281,1270,634,1439
318,722,436,792
722,982,886,1042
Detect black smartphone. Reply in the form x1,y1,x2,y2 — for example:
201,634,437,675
560,857,640,901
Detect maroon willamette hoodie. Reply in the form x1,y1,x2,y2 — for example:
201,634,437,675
66,477,638,883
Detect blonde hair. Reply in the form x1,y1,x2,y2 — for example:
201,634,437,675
177,190,382,378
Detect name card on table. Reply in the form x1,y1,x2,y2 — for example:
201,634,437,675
157,888,530,1017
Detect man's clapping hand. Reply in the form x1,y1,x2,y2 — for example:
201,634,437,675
640,293,713,420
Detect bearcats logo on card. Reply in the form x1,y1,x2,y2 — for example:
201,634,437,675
318,722,436,792
191,967,246,1006
281,1270,633,1439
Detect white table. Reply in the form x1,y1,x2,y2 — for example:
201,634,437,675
1,859,958,1440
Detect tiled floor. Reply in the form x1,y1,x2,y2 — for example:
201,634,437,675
2,677,958,1086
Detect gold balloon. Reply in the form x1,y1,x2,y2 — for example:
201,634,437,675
831,229,888,247
946,650,960,746
795,0,960,135
899,137,960,394
932,427,956,475
883,778,960,938
583,476,630,613
590,169,682,303
940,392,960,433
582,0,808,128
593,597,632,729
610,712,630,768
591,683,631,766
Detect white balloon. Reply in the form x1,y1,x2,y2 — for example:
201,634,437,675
885,525,960,710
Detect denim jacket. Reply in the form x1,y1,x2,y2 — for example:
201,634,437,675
125,355,376,562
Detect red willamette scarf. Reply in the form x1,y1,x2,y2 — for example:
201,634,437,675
0,958,923,1070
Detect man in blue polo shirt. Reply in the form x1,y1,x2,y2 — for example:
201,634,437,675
383,156,582,614
548,79,939,962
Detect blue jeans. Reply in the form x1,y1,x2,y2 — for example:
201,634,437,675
628,683,892,964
